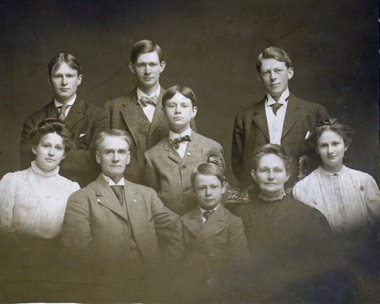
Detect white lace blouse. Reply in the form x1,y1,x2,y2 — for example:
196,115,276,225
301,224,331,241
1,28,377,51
293,166,380,235
0,161,80,239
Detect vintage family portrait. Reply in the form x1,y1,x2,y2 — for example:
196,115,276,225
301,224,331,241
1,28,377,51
0,0,379,302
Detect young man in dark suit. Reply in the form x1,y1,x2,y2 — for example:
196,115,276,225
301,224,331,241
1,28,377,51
105,40,195,184
20,53,109,187
232,46,329,188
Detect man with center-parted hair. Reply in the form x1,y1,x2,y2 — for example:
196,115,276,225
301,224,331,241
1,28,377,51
20,53,109,187
61,129,178,285
232,46,329,188
105,39,195,184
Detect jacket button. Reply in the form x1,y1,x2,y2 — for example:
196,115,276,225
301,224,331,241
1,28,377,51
210,252,215,257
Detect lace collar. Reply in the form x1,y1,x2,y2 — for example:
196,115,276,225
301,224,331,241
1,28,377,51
259,191,286,202
31,161,60,177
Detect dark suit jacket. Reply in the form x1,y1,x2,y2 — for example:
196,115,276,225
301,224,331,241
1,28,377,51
232,94,329,187
105,86,196,184
144,132,225,215
20,99,109,187
168,205,248,266
61,174,178,278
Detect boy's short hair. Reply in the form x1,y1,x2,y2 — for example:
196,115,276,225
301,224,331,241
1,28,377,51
256,46,293,73
130,40,163,64
48,53,81,77
162,85,196,107
95,129,133,152
191,163,225,187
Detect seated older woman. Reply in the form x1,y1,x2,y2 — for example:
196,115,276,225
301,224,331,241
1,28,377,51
232,144,335,302
0,118,80,280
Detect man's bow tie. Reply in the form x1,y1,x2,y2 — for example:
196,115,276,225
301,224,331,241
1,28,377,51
139,96,157,107
171,135,191,149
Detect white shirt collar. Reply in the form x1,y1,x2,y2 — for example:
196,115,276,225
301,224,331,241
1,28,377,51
169,127,192,141
266,88,290,106
136,85,161,102
320,165,347,176
102,174,125,186
54,94,77,108
199,203,220,214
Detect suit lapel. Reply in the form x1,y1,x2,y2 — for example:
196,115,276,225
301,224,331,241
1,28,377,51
149,86,166,135
65,99,86,128
181,132,198,166
192,206,227,249
282,94,302,139
120,89,146,144
164,138,182,164
47,100,58,117
95,175,129,222
182,209,203,238
252,97,270,142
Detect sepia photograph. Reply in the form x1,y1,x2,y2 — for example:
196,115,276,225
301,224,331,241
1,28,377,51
0,0,379,302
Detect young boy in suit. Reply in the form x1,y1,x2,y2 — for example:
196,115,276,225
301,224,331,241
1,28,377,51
168,163,248,266
144,86,225,215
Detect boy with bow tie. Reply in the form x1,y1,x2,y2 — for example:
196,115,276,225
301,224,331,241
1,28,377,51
144,85,225,215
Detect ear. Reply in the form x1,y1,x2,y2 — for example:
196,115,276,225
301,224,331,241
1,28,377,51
251,169,257,182
191,106,198,118
128,62,135,74
344,144,349,152
61,153,66,161
77,74,83,86
95,151,101,165
159,61,166,73
315,147,320,155
32,146,37,155
256,73,263,83
221,182,226,194
287,67,294,80
47,76,51,87
126,151,131,165
285,172,290,182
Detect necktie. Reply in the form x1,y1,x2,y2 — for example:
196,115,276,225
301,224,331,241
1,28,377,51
111,185,124,206
203,210,214,222
171,135,191,149
270,102,283,115
139,96,157,107
58,104,71,120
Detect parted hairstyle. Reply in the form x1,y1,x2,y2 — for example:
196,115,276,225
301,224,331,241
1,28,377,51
95,129,134,152
48,53,81,77
310,118,353,149
250,144,292,175
30,118,75,153
256,46,293,73
191,163,225,187
162,85,196,107
130,39,163,64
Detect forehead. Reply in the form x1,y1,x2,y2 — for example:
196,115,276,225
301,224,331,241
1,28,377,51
39,132,63,144
52,62,78,75
136,51,160,63
260,58,287,71
194,174,221,185
257,153,285,168
318,129,344,142
166,92,192,104
99,136,129,150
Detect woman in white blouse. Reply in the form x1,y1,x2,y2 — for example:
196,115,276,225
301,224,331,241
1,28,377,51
293,118,380,236
0,118,80,278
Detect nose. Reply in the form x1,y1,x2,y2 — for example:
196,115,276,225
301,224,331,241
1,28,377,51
61,76,68,85
270,71,277,80
145,65,151,74
205,187,212,196
267,170,274,180
174,105,181,113
112,152,119,162
327,145,333,154
48,147,54,156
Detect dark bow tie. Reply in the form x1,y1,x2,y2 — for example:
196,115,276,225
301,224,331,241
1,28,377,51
171,135,191,149
139,96,157,107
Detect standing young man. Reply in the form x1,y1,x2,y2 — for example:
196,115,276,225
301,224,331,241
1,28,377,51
20,53,109,187
232,46,329,187
105,40,195,184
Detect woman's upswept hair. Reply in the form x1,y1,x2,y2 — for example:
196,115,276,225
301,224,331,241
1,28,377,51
310,118,353,148
250,143,292,175
30,118,75,153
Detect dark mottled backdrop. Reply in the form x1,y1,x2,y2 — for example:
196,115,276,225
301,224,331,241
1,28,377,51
0,0,378,185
